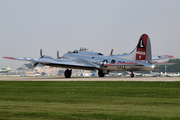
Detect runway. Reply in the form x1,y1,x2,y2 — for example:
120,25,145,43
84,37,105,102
0,76,180,81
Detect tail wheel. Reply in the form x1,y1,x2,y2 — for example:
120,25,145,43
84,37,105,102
98,70,105,77
64,69,72,78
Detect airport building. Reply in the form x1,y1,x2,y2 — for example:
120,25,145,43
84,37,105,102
6,63,91,76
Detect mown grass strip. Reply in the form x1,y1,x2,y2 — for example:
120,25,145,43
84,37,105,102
0,81,180,120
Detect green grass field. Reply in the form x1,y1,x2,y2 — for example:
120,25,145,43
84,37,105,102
0,81,180,120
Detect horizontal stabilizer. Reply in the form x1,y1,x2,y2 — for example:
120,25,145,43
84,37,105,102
154,62,176,65
152,55,174,61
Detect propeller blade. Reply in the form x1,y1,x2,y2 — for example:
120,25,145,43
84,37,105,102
33,62,39,67
57,50,59,58
40,48,42,57
110,49,113,55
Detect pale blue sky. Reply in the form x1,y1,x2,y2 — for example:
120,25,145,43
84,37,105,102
1,0,180,69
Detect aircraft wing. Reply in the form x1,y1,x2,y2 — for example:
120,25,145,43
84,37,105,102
3,57,100,70
152,55,174,61
4,57,41,62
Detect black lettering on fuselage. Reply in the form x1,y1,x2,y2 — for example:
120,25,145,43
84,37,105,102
117,61,126,69
117,65,126,69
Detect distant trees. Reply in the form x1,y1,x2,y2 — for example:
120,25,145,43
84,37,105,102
2,68,6,70
156,59,180,73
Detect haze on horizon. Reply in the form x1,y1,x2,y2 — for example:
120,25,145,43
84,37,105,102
1,0,180,69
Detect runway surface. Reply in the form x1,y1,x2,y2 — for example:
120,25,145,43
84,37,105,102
0,76,180,81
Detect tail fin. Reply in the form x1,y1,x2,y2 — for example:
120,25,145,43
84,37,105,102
135,34,152,62
115,34,152,62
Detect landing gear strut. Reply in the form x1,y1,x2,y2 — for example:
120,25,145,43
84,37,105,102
64,69,72,78
98,70,105,77
130,71,134,78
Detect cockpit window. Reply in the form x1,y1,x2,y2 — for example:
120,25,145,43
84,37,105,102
98,53,103,55
80,47,88,51
73,50,78,53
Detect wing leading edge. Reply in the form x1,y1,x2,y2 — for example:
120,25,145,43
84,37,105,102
3,56,100,70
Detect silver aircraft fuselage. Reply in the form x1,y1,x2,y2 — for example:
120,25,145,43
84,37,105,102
62,50,155,71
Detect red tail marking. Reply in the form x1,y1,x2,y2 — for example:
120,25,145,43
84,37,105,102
136,34,148,60
163,55,174,58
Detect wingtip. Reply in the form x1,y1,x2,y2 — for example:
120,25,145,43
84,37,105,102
164,55,174,58
3,57,16,60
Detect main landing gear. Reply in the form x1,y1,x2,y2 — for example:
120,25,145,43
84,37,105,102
130,71,134,78
64,69,72,78
98,70,105,77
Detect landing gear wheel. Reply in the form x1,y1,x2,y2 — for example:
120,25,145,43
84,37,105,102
98,70,105,77
64,69,72,78
130,72,134,78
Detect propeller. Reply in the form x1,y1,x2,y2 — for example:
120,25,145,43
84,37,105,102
40,48,42,57
57,50,59,58
33,62,39,67
33,48,43,67
110,48,113,55
40,48,44,58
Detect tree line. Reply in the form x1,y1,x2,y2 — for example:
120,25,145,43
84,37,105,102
155,59,180,73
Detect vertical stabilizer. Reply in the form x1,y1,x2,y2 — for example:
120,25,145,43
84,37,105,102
115,34,152,62
136,34,152,62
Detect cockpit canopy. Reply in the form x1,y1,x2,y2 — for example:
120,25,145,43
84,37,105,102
68,47,104,56
79,47,88,51
68,47,87,54
73,50,78,53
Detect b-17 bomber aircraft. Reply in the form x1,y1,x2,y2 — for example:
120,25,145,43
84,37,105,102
4,34,175,78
